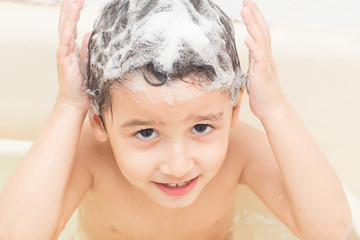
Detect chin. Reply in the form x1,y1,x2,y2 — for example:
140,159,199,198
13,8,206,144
154,193,199,209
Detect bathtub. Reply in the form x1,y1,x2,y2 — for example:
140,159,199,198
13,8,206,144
1,1,360,239
0,139,359,239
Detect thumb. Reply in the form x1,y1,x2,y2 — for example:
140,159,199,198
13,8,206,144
79,33,91,79
80,33,91,61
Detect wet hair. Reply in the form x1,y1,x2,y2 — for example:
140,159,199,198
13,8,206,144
85,0,245,116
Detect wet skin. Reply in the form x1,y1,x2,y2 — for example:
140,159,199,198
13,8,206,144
69,81,253,239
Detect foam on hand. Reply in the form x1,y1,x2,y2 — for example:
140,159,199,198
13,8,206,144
87,0,245,114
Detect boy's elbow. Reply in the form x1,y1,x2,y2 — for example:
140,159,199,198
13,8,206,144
331,215,353,240
324,221,353,240
298,214,353,240
330,206,353,240
0,220,58,240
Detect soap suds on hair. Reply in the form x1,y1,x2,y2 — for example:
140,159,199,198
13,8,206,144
86,0,245,115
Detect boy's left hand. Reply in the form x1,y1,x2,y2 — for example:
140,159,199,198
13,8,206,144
241,0,288,121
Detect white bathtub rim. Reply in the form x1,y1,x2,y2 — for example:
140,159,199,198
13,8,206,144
344,186,360,235
0,139,32,156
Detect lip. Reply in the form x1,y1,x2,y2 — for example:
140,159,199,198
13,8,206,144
154,176,199,197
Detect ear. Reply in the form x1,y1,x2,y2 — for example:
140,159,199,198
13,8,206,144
88,110,108,142
230,92,243,128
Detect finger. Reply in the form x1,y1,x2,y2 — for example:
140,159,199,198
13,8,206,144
249,2,270,33
64,2,80,40
57,30,74,73
241,6,266,47
73,0,85,7
57,30,73,60
243,0,271,47
245,37,255,70
246,43,256,74
62,0,84,40
250,2,271,46
248,48,253,73
246,51,253,92
59,0,71,38
80,33,91,61
79,33,90,79
245,36,269,74
244,35,257,54
69,35,76,54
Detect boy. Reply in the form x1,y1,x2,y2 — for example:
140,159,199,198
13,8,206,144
0,0,352,239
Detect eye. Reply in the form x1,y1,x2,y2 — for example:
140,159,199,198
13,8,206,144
192,124,213,134
135,129,158,140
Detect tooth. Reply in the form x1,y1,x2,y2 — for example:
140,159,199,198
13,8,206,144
166,183,177,187
164,180,191,188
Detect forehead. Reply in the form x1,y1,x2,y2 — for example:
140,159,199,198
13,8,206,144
125,73,213,102
108,77,232,120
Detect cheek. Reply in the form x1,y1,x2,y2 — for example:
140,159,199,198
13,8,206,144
194,132,230,171
112,145,157,184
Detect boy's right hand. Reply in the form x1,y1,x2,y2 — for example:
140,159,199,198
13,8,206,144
57,0,90,112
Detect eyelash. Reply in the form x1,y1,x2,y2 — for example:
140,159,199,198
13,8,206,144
134,128,158,140
133,124,215,141
191,124,214,135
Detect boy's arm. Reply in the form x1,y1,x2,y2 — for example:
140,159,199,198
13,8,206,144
239,0,352,239
0,1,91,239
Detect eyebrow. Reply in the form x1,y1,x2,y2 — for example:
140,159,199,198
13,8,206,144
121,119,165,128
187,112,224,122
121,112,224,128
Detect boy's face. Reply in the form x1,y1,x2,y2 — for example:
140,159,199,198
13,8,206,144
99,77,240,208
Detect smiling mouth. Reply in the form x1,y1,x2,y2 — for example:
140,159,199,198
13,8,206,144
163,180,192,188
154,177,199,196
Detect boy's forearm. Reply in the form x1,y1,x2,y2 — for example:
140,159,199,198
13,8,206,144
0,99,87,240
260,102,352,239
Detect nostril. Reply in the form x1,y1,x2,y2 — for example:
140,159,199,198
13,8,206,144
159,158,194,178
159,163,172,175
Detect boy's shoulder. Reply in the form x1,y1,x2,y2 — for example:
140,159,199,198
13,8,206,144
228,120,269,158
227,120,274,179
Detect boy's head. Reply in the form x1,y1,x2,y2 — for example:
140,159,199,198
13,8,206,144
85,0,245,116
85,0,245,208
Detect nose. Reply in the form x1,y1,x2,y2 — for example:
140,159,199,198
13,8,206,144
159,140,194,179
